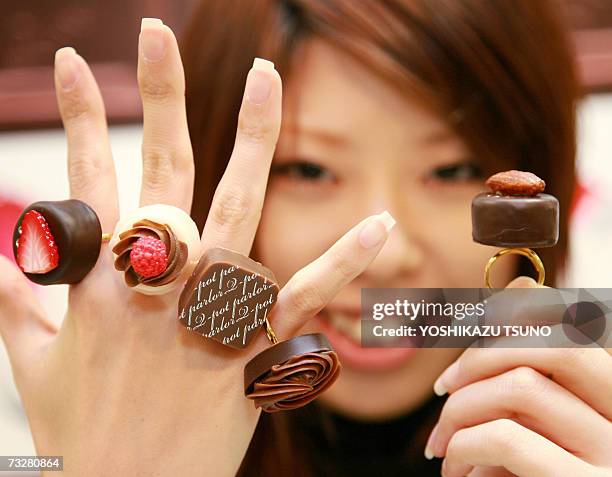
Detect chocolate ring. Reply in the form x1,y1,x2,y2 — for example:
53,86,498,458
109,204,201,295
12,200,103,285
471,192,559,248
178,247,280,349
472,170,558,288
472,170,559,248
244,333,341,413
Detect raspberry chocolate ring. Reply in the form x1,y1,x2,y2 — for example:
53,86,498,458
13,199,104,285
471,170,559,288
178,246,341,412
109,204,201,295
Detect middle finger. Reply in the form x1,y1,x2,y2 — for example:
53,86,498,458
201,58,282,255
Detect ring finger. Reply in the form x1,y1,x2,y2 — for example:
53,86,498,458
138,18,194,212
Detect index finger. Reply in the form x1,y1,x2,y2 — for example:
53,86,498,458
201,58,281,255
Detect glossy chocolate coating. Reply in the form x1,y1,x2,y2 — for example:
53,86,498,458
178,247,280,349
471,192,559,248
13,200,102,285
244,333,335,394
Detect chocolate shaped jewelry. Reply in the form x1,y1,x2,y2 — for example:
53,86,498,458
472,170,559,287
109,204,201,295
13,200,103,285
178,247,280,349
178,246,341,412
244,333,341,413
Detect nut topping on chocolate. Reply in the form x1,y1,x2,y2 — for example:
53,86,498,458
485,170,545,196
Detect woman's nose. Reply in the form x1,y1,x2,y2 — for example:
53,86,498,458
359,215,424,284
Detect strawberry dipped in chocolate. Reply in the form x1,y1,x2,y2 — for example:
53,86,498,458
12,200,103,285
16,210,60,274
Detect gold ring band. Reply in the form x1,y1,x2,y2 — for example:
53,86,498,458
265,318,279,345
101,233,112,243
484,247,545,289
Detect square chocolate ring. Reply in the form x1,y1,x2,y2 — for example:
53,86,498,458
177,247,280,349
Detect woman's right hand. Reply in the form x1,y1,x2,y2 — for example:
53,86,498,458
0,18,394,476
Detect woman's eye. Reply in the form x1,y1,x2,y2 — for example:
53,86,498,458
271,160,334,182
428,162,483,182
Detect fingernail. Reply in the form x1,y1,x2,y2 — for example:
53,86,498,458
55,47,80,92
424,423,439,460
245,57,274,105
434,359,458,396
140,18,166,62
433,377,448,396
358,210,396,249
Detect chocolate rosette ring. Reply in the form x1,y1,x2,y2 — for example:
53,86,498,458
109,204,201,295
244,333,341,413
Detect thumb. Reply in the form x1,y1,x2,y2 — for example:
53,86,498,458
0,254,56,374
506,275,541,289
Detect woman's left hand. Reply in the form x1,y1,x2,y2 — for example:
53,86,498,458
425,277,612,477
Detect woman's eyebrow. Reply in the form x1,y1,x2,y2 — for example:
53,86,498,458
420,129,458,146
281,123,349,147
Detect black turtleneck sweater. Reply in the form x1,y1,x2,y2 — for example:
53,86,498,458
238,394,445,477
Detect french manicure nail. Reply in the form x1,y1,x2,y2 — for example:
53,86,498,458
140,18,166,62
359,210,396,249
55,47,80,92
245,57,274,104
141,17,163,31
424,423,439,460
434,359,458,396
424,446,435,460
433,377,448,396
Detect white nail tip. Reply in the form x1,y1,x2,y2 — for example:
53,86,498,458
253,57,275,72
433,379,448,397
141,18,163,31
378,210,396,233
56,46,76,57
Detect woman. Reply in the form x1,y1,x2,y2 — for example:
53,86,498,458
0,0,610,476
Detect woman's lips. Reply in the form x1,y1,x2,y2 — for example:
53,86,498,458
314,309,418,372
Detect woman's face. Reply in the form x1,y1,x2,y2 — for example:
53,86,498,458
255,40,515,420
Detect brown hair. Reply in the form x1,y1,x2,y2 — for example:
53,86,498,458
180,0,578,474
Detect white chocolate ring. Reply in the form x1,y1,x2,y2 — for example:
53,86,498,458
109,204,201,295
